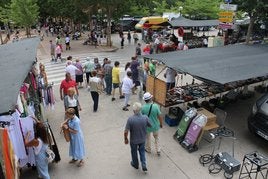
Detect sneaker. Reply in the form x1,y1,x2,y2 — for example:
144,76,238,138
119,95,125,99
122,107,129,111
127,104,130,107
111,98,115,101
145,149,151,153
130,162,138,169
142,166,148,172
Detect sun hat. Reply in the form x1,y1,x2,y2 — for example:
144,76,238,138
143,92,153,101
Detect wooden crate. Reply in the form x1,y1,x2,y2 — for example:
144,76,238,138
146,75,167,106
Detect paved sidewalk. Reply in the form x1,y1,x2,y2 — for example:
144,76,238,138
15,31,268,179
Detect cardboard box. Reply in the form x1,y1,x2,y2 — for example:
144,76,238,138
197,108,216,126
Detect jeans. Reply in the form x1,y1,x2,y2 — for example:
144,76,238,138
90,91,99,111
146,131,160,153
166,82,175,91
105,75,112,95
130,142,146,168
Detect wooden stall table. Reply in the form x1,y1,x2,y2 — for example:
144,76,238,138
196,108,219,146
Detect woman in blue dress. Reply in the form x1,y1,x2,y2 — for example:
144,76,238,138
62,108,85,167
25,119,50,179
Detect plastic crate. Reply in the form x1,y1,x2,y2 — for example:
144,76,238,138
165,114,179,127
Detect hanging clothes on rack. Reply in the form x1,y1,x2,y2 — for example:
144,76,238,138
0,111,27,167
0,128,16,179
19,116,36,166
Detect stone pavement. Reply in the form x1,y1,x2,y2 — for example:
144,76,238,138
18,33,268,179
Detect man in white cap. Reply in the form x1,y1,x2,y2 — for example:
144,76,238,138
141,92,163,156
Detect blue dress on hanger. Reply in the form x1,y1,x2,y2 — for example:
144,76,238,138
35,139,50,179
68,116,85,160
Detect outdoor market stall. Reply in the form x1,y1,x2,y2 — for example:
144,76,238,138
0,38,59,179
144,44,268,108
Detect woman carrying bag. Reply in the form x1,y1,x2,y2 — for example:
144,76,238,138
61,108,85,167
24,119,51,179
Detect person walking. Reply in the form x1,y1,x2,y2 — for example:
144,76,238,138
124,102,151,172
83,57,94,88
122,71,135,111
103,60,113,95
89,70,102,112
74,59,84,88
127,30,131,44
65,34,71,50
130,57,140,94
64,88,81,118
133,31,139,44
135,43,141,56
55,44,62,63
61,108,85,167
141,92,163,156
66,61,79,81
24,120,51,179
60,72,79,103
49,40,55,62
111,61,124,101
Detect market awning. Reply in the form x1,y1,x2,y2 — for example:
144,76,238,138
170,16,219,27
0,37,40,114
142,44,268,85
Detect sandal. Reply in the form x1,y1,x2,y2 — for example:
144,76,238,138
77,160,84,167
69,159,78,164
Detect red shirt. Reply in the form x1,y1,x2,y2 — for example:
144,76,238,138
60,79,77,95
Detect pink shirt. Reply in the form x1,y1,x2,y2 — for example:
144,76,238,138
55,45,61,54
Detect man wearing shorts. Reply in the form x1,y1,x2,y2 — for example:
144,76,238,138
111,61,124,101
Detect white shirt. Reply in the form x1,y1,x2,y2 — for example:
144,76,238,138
67,96,77,107
154,38,160,45
122,76,134,94
165,68,177,83
65,36,70,43
65,64,78,80
89,76,101,92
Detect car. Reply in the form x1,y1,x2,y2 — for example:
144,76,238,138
248,93,268,141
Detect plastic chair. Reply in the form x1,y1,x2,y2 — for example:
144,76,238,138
213,108,227,128
213,108,234,149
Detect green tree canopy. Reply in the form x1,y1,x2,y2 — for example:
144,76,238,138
10,0,39,36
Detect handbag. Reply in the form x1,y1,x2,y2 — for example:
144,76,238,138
46,148,55,163
61,124,70,142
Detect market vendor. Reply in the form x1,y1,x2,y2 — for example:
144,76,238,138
164,67,177,91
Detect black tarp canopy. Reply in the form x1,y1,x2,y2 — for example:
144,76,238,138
143,44,268,85
0,38,40,114
170,16,219,27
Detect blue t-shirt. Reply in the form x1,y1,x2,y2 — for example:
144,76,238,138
125,113,151,144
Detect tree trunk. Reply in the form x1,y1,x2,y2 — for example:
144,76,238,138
106,7,112,47
246,15,255,44
0,31,3,45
